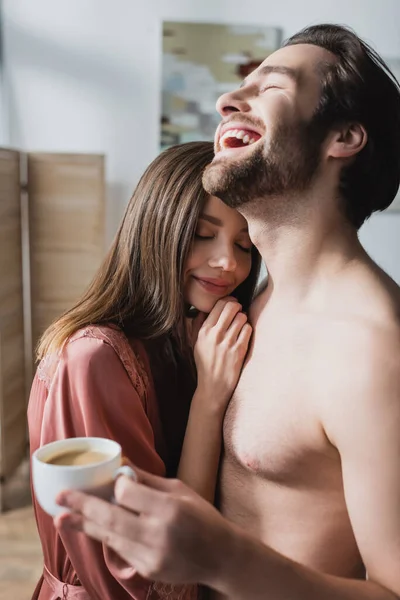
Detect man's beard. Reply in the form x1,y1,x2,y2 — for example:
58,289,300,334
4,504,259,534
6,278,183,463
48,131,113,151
203,116,327,211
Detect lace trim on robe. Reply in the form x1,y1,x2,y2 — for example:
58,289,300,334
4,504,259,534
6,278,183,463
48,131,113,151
36,325,149,408
147,582,199,600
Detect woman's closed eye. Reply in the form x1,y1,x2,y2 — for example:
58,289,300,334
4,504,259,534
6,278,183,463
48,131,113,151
195,233,214,240
237,243,252,254
195,233,252,254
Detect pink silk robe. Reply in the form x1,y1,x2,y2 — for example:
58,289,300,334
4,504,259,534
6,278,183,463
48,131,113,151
28,324,197,600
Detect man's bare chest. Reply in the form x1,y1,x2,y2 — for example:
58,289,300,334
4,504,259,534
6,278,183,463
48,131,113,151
222,332,338,487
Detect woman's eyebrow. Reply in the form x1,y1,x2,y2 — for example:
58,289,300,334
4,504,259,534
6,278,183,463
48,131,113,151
199,213,222,226
199,214,248,233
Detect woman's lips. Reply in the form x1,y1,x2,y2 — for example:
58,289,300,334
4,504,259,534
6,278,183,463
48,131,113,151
193,277,231,295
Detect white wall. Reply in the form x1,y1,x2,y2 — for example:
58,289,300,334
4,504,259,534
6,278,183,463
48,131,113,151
2,0,400,281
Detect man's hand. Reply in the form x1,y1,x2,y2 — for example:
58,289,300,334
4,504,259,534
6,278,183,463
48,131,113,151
54,461,400,600
54,468,235,586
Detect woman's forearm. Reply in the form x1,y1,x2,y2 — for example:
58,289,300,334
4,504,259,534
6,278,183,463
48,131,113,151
177,390,225,503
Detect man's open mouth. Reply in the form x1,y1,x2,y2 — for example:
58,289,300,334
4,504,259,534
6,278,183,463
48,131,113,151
219,127,263,150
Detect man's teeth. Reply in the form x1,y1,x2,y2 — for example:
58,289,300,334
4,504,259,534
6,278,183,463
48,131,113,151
220,129,258,148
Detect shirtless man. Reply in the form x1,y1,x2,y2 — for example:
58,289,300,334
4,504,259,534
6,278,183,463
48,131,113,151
56,24,400,600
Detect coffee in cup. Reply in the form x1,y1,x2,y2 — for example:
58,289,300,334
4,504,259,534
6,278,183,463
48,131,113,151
45,449,112,467
32,437,122,517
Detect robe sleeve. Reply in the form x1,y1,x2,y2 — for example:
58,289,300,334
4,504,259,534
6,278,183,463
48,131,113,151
38,335,175,599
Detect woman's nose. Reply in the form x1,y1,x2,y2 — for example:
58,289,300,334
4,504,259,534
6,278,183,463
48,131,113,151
209,247,237,272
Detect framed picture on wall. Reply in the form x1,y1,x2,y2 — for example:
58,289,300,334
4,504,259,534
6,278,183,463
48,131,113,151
160,22,282,151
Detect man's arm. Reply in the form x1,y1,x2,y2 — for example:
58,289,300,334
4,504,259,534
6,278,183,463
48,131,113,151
54,438,400,600
315,335,400,599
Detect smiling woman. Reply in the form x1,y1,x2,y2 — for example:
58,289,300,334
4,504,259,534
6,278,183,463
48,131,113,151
28,141,261,600
184,195,253,312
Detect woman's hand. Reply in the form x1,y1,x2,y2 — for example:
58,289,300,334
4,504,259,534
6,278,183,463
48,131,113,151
194,297,252,412
179,298,252,501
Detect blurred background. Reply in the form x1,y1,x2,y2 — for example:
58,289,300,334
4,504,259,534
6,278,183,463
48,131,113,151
2,0,400,254
0,1,399,598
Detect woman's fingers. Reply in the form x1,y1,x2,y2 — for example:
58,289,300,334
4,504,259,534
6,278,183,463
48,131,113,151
202,297,238,327
224,311,249,344
236,322,253,351
213,300,243,334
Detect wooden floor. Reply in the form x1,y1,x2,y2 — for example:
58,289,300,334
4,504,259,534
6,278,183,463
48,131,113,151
0,460,43,600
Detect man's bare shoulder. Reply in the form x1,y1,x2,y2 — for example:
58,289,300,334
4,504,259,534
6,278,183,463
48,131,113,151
319,268,400,446
373,264,400,301
324,256,400,350
318,325,400,460
325,276,400,394
312,258,400,431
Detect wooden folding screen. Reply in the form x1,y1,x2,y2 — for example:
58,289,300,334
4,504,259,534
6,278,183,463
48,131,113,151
0,149,25,509
28,153,105,350
0,151,105,510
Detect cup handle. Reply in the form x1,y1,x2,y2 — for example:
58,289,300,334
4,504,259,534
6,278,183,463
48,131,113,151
114,465,137,482
111,465,137,505
111,465,138,504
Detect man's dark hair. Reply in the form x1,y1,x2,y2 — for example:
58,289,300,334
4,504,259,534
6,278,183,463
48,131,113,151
285,24,400,229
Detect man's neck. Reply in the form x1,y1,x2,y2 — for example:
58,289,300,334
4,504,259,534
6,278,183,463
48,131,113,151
245,197,365,309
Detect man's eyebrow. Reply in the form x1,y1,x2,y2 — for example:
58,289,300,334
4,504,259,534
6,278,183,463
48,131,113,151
240,65,300,89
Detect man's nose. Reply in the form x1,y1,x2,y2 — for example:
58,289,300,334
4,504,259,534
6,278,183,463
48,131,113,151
216,88,251,117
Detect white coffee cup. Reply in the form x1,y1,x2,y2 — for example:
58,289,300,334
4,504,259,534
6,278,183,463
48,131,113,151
32,437,123,517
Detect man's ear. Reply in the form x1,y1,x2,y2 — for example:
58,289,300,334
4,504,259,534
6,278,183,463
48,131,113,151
326,123,367,159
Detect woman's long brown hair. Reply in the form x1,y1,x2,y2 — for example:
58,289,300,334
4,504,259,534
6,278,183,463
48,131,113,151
37,141,261,361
